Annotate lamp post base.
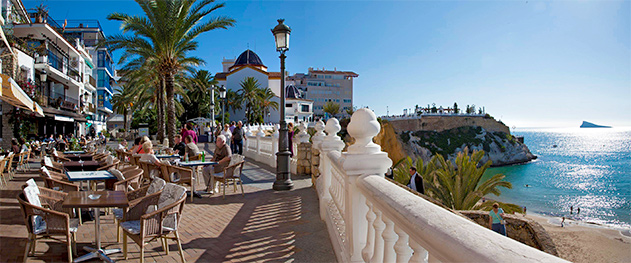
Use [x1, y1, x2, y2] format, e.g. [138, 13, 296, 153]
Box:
[274, 150, 294, 191]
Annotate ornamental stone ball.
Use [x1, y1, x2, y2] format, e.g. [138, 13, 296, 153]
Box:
[325, 118, 341, 140]
[347, 108, 381, 154]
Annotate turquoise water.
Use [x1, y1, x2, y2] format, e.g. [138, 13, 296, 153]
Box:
[482, 127, 631, 229]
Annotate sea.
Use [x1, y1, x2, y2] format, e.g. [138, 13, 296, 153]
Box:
[482, 127, 631, 230]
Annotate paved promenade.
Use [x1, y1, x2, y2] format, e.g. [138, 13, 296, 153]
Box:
[0, 144, 336, 262]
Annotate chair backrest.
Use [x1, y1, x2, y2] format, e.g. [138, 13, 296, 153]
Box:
[225, 154, 246, 178]
[156, 183, 187, 230]
[147, 176, 167, 195]
[164, 164, 194, 184]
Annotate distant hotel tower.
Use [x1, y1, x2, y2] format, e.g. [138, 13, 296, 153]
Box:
[287, 68, 358, 118]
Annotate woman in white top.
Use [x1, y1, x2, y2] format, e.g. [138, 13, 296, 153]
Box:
[139, 141, 161, 165]
[220, 124, 232, 147]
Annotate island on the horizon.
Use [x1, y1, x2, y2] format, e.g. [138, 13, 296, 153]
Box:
[580, 121, 612, 128]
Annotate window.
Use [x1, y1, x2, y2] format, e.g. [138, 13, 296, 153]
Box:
[285, 103, 292, 108]
[301, 104, 310, 112]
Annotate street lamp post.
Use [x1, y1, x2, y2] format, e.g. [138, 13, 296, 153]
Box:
[219, 85, 226, 128]
[210, 86, 216, 142]
[272, 19, 293, 191]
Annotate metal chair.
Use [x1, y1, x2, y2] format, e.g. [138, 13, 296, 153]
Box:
[212, 154, 246, 198]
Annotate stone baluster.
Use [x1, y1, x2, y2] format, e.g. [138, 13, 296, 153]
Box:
[318, 118, 345, 220]
[370, 210, 386, 263]
[382, 217, 397, 263]
[297, 121, 310, 143]
[394, 225, 413, 263]
[256, 125, 265, 161]
[342, 108, 392, 262]
[311, 120, 326, 149]
[409, 239, 428, 263]
[362, 200, 376, 262]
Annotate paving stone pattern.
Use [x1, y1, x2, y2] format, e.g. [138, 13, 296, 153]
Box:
[0, 146, 336, 263]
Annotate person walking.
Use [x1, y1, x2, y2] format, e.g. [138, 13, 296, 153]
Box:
[288, 122, 295, 156]
[489, 203, 507, 236]
[232, 121, 246, 155]
[407, 167, 425, 194]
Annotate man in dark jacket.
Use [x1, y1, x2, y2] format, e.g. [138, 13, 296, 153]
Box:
[231, 121, 246, 155]
[407, 167, 425, 194]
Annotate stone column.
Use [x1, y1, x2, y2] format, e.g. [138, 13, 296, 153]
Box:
[342, 108, 392, 262]
[318, 118, 345, 220]
[297, 142, 312, 176]
[310, 120, 326, 187]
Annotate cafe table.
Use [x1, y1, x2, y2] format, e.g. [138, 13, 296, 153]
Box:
[62, 191, 129, 263]
[178, 160, 218, 199]
[64, 150, 86, 155]
[155, 154, 181, 159]
[65, 153, 93, 161]
[66, 170, 117, 191]
[64, 160, 101, 172]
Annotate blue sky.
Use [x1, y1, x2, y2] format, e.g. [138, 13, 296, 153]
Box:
[28, 0, 630, 128]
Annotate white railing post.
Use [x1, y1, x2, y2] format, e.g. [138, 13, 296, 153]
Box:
[342, 108, 392, 262]
[318, 118, 345, 221]
[312, 120, 326, 195]
[256, 125, 264, 162]
[297, 121, 310, 143]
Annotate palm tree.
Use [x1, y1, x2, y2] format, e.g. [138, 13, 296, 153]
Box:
[105, 0, 235, 144]
[258, 87, 279, 123]
[425, 148, 512, 210]
[323, 101, 340, 118]
[186, 69, 217, 118]
[238, 77, 264, 123]
[110, 84, 135, 138]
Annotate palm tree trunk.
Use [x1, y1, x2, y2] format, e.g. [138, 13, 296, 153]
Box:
[165, 73, 176, 146]
[123, 108, 128, 139]
[157, 78, 166, 142]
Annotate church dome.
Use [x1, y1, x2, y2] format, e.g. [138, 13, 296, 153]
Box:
[285, 85, 302, 99]
[231, 49, 264, 69]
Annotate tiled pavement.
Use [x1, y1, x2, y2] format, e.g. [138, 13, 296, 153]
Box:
[0, 145, 336, 262]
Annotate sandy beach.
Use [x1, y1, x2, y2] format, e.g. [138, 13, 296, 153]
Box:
[525, 214, 631, 263]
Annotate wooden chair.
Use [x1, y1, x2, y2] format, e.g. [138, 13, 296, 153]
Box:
[41, 157, 65, 173]
[113, 176, 165, 242]
[120, 183, 187, 263]
[161, 163, 196, 202]
[212, 154, 246, 198]
[17, 190, 78, 263]
[111, 169, 143, 192]
[0, 155, 7, 188]
[4, 153, 15, 182]
[97, 158, 121, 171]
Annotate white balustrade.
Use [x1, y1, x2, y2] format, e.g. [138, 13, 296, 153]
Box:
[314, 109, 567, 263]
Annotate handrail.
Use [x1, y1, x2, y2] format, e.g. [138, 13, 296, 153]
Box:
[356, 174, 565, 263]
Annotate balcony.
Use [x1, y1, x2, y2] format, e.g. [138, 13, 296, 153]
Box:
[47, 92, 78, 113]
[89, 76, 96, 87]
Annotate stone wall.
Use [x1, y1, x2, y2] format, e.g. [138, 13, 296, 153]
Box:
[310, 147, 320, 186]
[296, 142, 312, 176]
[1, 101, 14, 149]
[389, 115, 510, 134]
[459, 210, 559, 256]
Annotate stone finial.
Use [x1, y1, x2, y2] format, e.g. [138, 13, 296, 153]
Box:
[273, 124, 279, 139]
[311, 120, 326, 147]
[347, 108, 381, 154]
[297, 122, 310, 143]
[321, 118, 345, 152]
[257, 124, 265, 137]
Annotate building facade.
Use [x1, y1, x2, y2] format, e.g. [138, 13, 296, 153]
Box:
[287, 68, 357, 118]
[215, 49, 313, 124]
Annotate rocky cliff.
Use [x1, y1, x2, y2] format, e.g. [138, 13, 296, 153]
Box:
[375, 117, 536, 166]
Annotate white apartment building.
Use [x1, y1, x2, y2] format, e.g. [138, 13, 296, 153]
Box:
[287, 68, 358, 118]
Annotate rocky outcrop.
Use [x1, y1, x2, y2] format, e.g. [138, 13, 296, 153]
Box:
[378, 117, 536, 166]
[459, 211, 559, 256]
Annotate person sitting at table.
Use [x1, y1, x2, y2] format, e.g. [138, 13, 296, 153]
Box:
[56, 135, 67, 151]
[202, 135, 232, 193]
[184, 135, 199, 159]
[19, 138, 29, 153]
[118, 140, 128, 151]
[133, 136, 151, 154]
[139, 141, 161, 165]
[173, 135, 186, 157]
[11, 138, 20, 153]
[128, 137, 142, 154]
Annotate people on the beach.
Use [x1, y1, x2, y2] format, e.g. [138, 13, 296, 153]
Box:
[570, 206, 573, 214]
[561, 216, 565, 227]
[577, 207, 580, 215]
[523, 206, 527, 216]
[489, 203, 507, 236]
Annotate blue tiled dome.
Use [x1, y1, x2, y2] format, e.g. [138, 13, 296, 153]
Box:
[233, 50, 264, 67]
[286, 85, 302, 99]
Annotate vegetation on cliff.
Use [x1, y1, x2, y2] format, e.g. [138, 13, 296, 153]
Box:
[393, 148, 520, 213]
[400, 126, 517, 157]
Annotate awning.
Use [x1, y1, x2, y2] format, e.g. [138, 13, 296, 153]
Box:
[54, 115, 74, 122]
[33, 101, 45, 117]
[1, 74, 34, 111]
